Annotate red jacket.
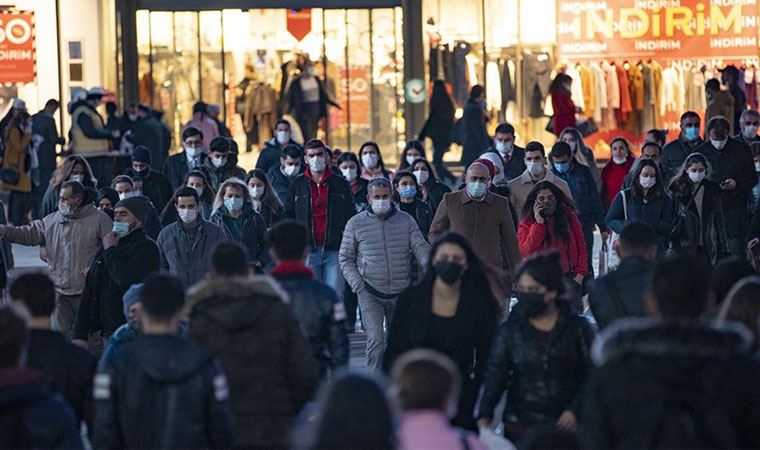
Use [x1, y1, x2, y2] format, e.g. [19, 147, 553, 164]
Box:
[551, 89, 576, 136]
[518, 210, 588, 277]
[601, 157, 635, 210]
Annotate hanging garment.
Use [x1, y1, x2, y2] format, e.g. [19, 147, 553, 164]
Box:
[684, 69, 706, 112]
[623, 63, 644, 134]
[591, 63, 607, 123]
[652, 61, 664, 129]
[602, 62, 620, 129]
[641, 62, 655, 132]
[579, 64, 596, 120]
[745, 67, 758, 110]
[566, 66, 586, 111]
[522, 52, 553, 118]
[616, 63, 633, 121]
[661, 66, 679, 114]
[429, 44, 453, 83]
[244, 83, 277, 144]
[500, 59, 516, 107]
[452, 42, 472, 107]
[486, 61, 502, 113]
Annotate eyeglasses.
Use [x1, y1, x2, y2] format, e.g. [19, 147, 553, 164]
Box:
[744, 121, 760, 126]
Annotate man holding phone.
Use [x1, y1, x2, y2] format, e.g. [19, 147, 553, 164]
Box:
[695, 116, 755, 257]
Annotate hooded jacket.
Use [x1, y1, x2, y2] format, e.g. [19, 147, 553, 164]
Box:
[581, 319, 760, 449]
[93, 334, 234, 449]
[0, 368, 83, 449]
[0, 204, 112, 295]
[187, 276, 319, 448]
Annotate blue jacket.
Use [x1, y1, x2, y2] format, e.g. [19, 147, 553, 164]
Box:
[605, 188, 673, 251]
[553, 162, 607, 230]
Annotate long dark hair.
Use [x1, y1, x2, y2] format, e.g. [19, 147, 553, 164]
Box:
[516, 252, 566, 299]
[669, 152, 711, 198]
[630, 159, 666, 200]
[411, 159, 440, 187]
[398, 140, 427, 172]
[549, 72, 572, 96]
[184, 170, 214, 204]
[358, 141, 389, 174]
[245, 169, 284, 216]
[392, 170, 419, 203]
[522, 181, 575, 243]
[50, 155, 97, 190]
[421, 232, 500, 315]
[304, 374, 394, 450]
[430, 80, 455, 123]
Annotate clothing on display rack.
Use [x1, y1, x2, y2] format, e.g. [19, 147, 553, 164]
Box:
[243, 82, 277, 146]
[522, 52, 553, 118]
[452, 41, 473, 107]
[429, 43, 455, 84]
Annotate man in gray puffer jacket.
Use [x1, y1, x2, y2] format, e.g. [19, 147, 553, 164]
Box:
[339, 177, 430, 369]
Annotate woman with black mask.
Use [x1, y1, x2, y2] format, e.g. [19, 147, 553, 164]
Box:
[476, 252, 594, 444]
[383, 232, 499, 431]
[96, 187, 119, 220]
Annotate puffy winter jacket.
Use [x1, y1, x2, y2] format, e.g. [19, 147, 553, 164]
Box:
[157, 219, 227, 288]
[476, 302, 595, 424]
[0, 204, 112, 295]
[187, 276, 319, 449]
[93, 334, 234, 449]
[339, 206, 431, 297]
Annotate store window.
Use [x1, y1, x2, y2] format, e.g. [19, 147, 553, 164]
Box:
[135, 7, 404, 164]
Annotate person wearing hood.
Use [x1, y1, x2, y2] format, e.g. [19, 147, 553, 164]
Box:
[581, 255, 760, 449]
[96, 187, 119, 220]
[0, 306, 83, 449]
[0, 181, 112, 337]
[93, 274, 234, 449]
[162, 126, 209, 190]
[694, 116, 755, 257]
[460, 85, 491, 169]
[256, 119, 303, 173]
[187, 241, 319, 449]
[39, 155, 98, 218]
[705, 78, 735, 135]
[124, 145, 173, 213]
[182, 101, 219, 152]
[157, 187, 227, 288]
[69, 87, 118, 155]
[339, 177, 430, 370]
[482, 123, 526, 181]
[202, 136, 246, 193]
[72, 196, 160, 351]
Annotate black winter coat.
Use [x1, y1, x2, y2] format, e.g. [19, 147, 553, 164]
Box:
[201, 158, 246, 194]
[477, 302, 595, 424]
[460, 99, 490, 167]
[581, 319, 760, 449]
[256, 138, 302, 173]
[267, 162, 304, 204]
[26, 329, 97, 426]
[399, 198, 433, 237]
[127, 117, 166, 169]
[421, 179, 451, 214]
[93, 334, 234, 449]
[272, 266, 349, 376]
[161, 151, 208, 190]
[588, 256, 653, 330]
[0, 368, 83, 449]
[74, 229, 160, 339]
[124, 168, 173, 213]
[284, 170, 356, 251]
[187, 277, 320, 449]
[210, 204, 268, 267]
[694, 138, 755, 239]
[661, 137, 704, 174]
[419, 100, 454, 151]
[668, 180, 728, 265]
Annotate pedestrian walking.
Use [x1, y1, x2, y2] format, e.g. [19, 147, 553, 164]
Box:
[359, 141, 393, 180]
[267, 144, 304, 203]
[202, 136, 246, 194]
[246, 169, 283, 227]
[126, 145, 173, 212]
[256, 119, 302, 172]
[600, 137, 635, 210]
[483, 122, 526, 181]
[662, 111, 704, 173]
[460, 85, 490, 168]
[419, 80, 456, 183]
[2, 110, 33, 225]
[162, 126, 208, 190]
[210, 178, 268, 269]
[39, 155, 98, 219]
[411, 158, 451, 214]
[508, 141, 572, 214]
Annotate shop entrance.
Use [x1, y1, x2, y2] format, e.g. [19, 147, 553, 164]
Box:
[135, 7, 405, 162]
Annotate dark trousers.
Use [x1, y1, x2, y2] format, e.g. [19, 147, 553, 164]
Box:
[432, 141, 455, 183]
[343, 282, 358, 332]
[9, 191, 31, 225]
[296, 102, 321, 142]
[581, 222, 595, 278]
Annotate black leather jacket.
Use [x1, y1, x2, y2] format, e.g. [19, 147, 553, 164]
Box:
[477, 302, 595, 424]
[93, 334, 234, 449]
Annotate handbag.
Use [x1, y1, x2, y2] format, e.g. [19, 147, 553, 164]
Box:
[0, 168, 19, 185]
[545, 117, 554, 134]
[575, 118, 599, 137]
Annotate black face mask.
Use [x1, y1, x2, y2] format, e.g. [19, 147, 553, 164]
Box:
[517, 291, 549, 317]
[434, 262, 464, 285]
[537, 199, 557, 217]
[99, 207, 114, 220]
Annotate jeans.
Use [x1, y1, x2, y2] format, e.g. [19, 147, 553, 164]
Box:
[52, 293, 81, 339]
[307, 248, 345, 299]
[357, 289, 396, 370]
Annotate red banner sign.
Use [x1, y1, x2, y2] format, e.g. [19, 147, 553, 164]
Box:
[0, 10, 35, 84]
[557, 0, 759, 60]
[337, 66, 370, 128]
[287, 9, 312, 42]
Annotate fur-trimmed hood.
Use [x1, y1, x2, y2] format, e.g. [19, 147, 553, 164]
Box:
[186, 276, 290, 330]
[592, 317, 753, 367]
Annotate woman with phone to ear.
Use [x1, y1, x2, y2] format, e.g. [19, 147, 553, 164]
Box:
[517, 181, 588, 311]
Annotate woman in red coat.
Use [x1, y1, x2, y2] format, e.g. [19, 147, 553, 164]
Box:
[600, 137, 635, 210]
[550, 73, 577, 136]
[518, 181, 587, 311]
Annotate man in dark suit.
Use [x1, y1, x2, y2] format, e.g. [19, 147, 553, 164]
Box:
[162, 126, 208, 190]
[482, 122, 525, 181]
[588, 222, 657, 330]
[32, 99, 65, 218]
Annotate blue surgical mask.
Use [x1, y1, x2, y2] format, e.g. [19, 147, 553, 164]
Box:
[553, 161, 571, 174]
[224, 197, 243, 211]
[683, 126, 700, 142]
[112, 221, 131, 237]
[466, 181, 487, 198]
[399, 185, 417, 199]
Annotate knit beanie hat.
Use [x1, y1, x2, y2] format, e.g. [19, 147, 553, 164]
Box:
[116, 197, 149, 223]
[132, 145, 152, 165]
[122, 283, 144, 318]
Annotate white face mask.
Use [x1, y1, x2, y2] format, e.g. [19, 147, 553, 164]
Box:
[526, 161, 544, 176]
[248, 186, 264, 199]
[564, 140, 577, 151]
[276, 130, 290, 145]
[133, 189, 143, 197]
[639, 175, 657, 189]
[178, 208, 198, 224]
[371, 198, 391, 215]
[212, 157, 227, 168]
[413, 169, 429, 185]
[308, 156, 326, 173]
[190, 185, 204, 197]
[406, 155, 420, 166]
[612, 156, 628, 165]
[755, 161, 760, 173]
[743, 125, 758, 139]
[341, 167, 357, 182]
[283, 164, 299, 176]
[710, 139, 728, 150]
[495, 141, 513, 155]
[69, 174, 85, 183]
[58, 200, 72, 215]
[118, 191, 134, 201]
[185, 146, 200, 158]
[362, 153, 379, 169]
[688, 171, 706, 183]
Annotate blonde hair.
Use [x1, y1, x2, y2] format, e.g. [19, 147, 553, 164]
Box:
[211, 178, 250, 215]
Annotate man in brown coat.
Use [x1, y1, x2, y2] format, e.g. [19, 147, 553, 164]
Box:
[429, 162, 521, 304]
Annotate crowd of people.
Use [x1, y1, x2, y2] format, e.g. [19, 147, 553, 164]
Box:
[1, 73, 760, 450]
